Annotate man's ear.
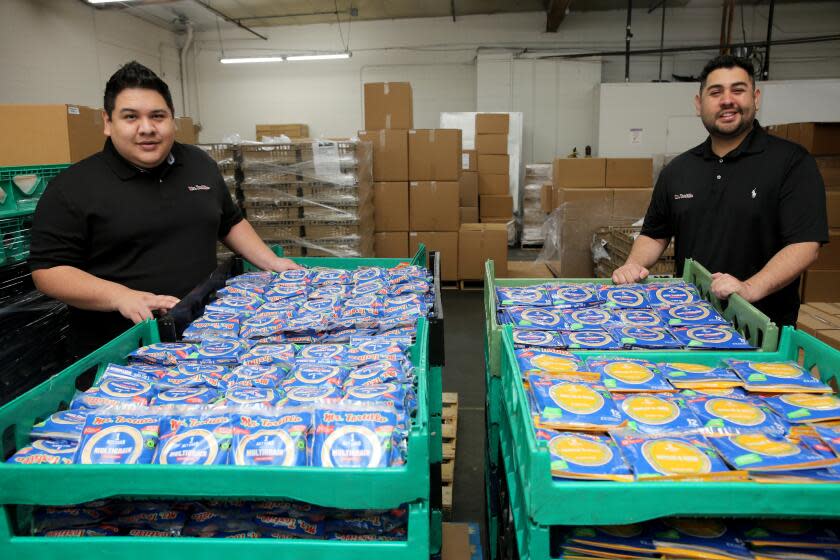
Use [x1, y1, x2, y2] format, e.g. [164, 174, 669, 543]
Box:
[754, 87, 762, 111]
[102, 110, 112, 137]
[693, 93, 702, 116]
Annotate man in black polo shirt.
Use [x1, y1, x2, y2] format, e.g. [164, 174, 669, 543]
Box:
[612, 55, 828, 327]
[29, 61, 300, 354]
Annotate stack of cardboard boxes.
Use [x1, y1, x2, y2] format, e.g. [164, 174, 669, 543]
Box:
[476, 114, 513, 225]
[796, 303, 840, 350]
[769, 122, 840, 302]
[548, 157, 654, 277]
[256, 124, 309, 140]
[522, 163, 552, 246]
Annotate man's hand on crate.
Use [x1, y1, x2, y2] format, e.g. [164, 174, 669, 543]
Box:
[114, 289, 180, 324]
[710, 273, 759, 302]
[612, 261, 650, 284]
[267, 257, 303, 272]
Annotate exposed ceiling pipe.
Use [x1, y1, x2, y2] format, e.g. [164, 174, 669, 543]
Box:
[762, 0, 776, 79]
[624, 0, 633, 82]
[193, 0, 268, 40]
[179, 20, 194, 117]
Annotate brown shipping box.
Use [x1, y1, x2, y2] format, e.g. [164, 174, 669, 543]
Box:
[802, 270, 840, 303]
[442, 523, 471, 560]
[553, 188, 614, 220]
[256, 123, 309, 140]
[540, 184, 553, 213]
[813, 229, 840, 269]
[817, 329, 840, 350]
[796, 123, 840, 156]
[475, 113, 509, 135]
[560, 220, 596, 277]
[478, 154, 509, 175]
[374, 232, 409, 258]
[827, 191, 840, 229]
[605, 158, 653, 188]
[478, 173, 509, 195]
[374, 182, 409, 232]
[462, 149, 477, 172]
[364, 82, 413, 130]
[459, 172, 478, 207]
[175, 117, 198, 144]
[818, 157, 840, 189]
[410, 232, 458, 281]
[359, 130, 409, 182]
[612, 188, 653, 222]
[553, 158, 607, 188]
[458, 224, 508, 280]
[408, 129, 462, 181]
[460, 207, 478, 223]
[475, 134, 508, 155]
[504, 261, 554, 278]
[409, 181, 460, 231]
[0, 104, 105, 166]
[480, 195, 513, 219]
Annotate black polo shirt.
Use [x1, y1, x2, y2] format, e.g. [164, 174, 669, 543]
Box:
[641, 121, 828, 327]
[30, 138, 243, 353]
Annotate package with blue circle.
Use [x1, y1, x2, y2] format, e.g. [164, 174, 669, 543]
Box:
[610, 326, 683, 350]
[264, 283, 308, 303]
[597, 285, 649, 309]
[546, 283, 599, 309]
[348, 339, 406, 365]
[275, 269, 310, 284]
[197, 339, 249, 365]
[562, 307, 613, 331]
[296, 344, 351, 365]
[6, 439, 78, 465]
[153, 386, 222, 406]
[175, 363, 229, 388]
[683, 392, 789, 436]
[154, 412, 234, 465]
[342, 383, 412, 413]
[309, 268, 351, 286]
[189, 311, 242, 333]
[376, 323, 417, 340]
[285, 385, 340, 406]
[74, 410, 160, 464]
[583, 357, 673, 392]
[205, 294, 265, 317]
[352, 280, 389, 298]
[227, 271, 275, 287]
[299, 297, 341, 317]
[30, 410, 90, 441]
[352, 267, 387, 285]
[71, 378, 157, 409]
[390, 281, 429, 297]
[643, 282, 702, 306]
[657, 302, 728, 327]
[387, 265, 428, 286]
[512, 329, 563, 349]
[527, 374, 624, 431]
[310, 283, 353, 301]
[312, 408, 397, 468]
[561, 330, 624, 351]
[344, 360, 410, 387]
[611, 393, 701, 434]
[257, 302, 303, 318]
[238, 343, 295, 369]
[709, 432, 840, 471]
[231, 410, 311, 466]
[222, 387, 287, 408]
[155, 370, 202, 390]
[724, 359, 833, 393]
[129, 342, 198, 366]
[337, 296, 383, 323]
[382, 294, 427, 317]
[761, 393, 840, 424]
[239, 312, 288, 341]
[215, 281, 267, 299]
[281, 313, 330, 335]
[350, 336, 411, 352]
[223, 365, 285, 389]
[254, 514, 326, 538]
[502, 306, 567, 331]
[324, 324, 375, 343]
[495, 286, 553, 308]
[283, 363, 351, 389]
[515, 347, 584, 377]
[609, 308, 665, 328]
[657, 362, 744, 390]
[670, 325, 754, 350]
[98, 363, 160, 385]
[181, 326, 240, 344]
[534, 427, 633, 481]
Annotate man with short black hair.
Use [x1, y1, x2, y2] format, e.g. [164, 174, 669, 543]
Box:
[612, 54, 828, 327]
[30, 61, 300, 354]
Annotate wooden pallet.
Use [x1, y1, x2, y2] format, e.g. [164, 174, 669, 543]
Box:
[458, 279, 484, 291]
[441, 392, 458, 514]
[439, 280, 460, 291]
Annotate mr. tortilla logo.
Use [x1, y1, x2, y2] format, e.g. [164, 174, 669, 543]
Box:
[730, 433, 800, 457]
[603, 362, 655, 384]
[705, 398, 766, 426]
[549, 434, 613, 467]
[748, 362, 806, 379]
[622, 395, 680, 425]
[549, 383, 605, 414]
[641, 439, 712, 475]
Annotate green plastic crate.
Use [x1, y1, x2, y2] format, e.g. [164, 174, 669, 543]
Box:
[244, 244, 426, 272]
[0, 318, 430, 509]
[430, 508, 443, 555]
[498, 325, 840, 526]
[0, 165, 69, 218]
[483, 258, 780, 379]
[0, 215, 34, 266]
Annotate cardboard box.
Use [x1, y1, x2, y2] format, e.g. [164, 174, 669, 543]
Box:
[359, 130, 409, 182]
[256, 123, 308, 140]
[813, 230, 840, 270]
[409, 181, 460, 231]
[459, 172, 478, 207]
[816, 329, 840, 350]
[553, 188, 614, 220]
[374, 232, 409, 258]
[460, 207, 478, 223]
[828, 191, 840, 228]
[475, 134, 508, 155]
[458, 223, 508, 280]
[475, 113, 509, 135]
[605, 158, 653, 188]
[374, 182, 409, 232]
[503, 260, 554, 278]
[480, 195, 513, 219]
[802, 270, 840, 302]
[612, 188, 653, 221]
[560, 220, 596, 277]
[540, 184, 553, 213]
[462, 149, 477, 172]
[818, 157, 840, 189]
[797, 122, 840, 156]
[0, 104, 105, 166]
[806, 302, 840, 315]
[478, 173, 509, 195]
[364, 82, 413, 130]
[409, 232, 459, 281]
[442, 523, 471, 560]
[480, 217, 511, 224]
[175, 117, 197, 144]
[553, 158, 607, 188]
[478, 154, 509, 175]
[408, 129, 462, 181]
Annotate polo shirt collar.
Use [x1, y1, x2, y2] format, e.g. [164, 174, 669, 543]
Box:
[690, 119, 768, 160]
[101, 137, 183, 180]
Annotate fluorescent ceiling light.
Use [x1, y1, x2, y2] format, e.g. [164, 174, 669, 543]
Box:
[220, 56, 285, 64]
[286, 53, 351, 61]
[86, 0, 135, 4]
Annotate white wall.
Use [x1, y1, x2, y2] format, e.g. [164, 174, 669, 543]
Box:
[0, 0, 182, 113]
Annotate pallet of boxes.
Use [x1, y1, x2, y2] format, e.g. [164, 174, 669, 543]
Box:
[361, 82, 462, 284]
[196, 142, 240, 263]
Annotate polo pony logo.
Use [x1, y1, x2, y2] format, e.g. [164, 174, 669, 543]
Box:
[187, 184, 210, 191]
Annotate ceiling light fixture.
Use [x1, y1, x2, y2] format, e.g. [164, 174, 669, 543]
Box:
[86, 0, 136, 4]
[220, 56, 285, 64]
[286, 53, 351, 61]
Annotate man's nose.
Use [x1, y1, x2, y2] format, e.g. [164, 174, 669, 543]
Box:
[138, 117, 155, 134]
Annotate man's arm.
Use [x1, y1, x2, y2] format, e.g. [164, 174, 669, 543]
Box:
[32, 266, 179, 324]
[612, 235, 670, 284]
[222, 220, 302, 272]
[710, 241, 819, 302]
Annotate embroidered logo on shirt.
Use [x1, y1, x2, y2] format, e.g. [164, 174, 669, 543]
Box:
[674, 193, 694, 200]
[751, 188, 757, 199]
[187, 185, 211, 191]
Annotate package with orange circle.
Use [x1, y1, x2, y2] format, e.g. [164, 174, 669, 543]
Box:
[683, 393, 789, 436]
[761, 393, 840, 424]
[725, 359, 833, 393]
[612, 393, 702, 434]
[709, 432, 840, 471]
[610, 430, 742, 481]
[527, 374, 624, 431]
[534, 428, 633, 481]
[584, 357, 674, 393]
[515, 347, 585, 377]
[657, 362, 744, 390]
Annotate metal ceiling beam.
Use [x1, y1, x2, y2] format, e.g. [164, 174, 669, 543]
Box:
[451, 0, 456, 22]
[546, 0, 573, 32]
[236, 10, 339, 21]
[192, 0, 268, 40]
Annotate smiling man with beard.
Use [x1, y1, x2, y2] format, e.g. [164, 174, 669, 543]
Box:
[612, 55, 828, 327]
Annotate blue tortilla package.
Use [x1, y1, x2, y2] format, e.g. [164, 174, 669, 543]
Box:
[612, 393, 702, 434]
[6, 439, 78, 465]
[390, 281, 429, 297]
[338, 295, 382, 322]
[309, 268, 351, 286]
[181, 326, 240, 344]
[584, 357, 673, 393]
[283, 363, 351, 389]
[222, 387, 287, 407]
[239, 343, 296, 368]
[740, 519, 840, 549]
[535, 428, 633, 481]
[376, 324, 417, 340]
[176, 363, 230, 389]
[353, 267, 387, 285]
[342, 383, 412, 414]
[512, 329, 563, 349]
[652, 518, 754, 560]
[528, 374, 624, 431]
[565, 524, 658, 555]
[154, 413, 234, 465]
[310, 283, 353, 301]
[254, 514, 326, 538]
[610, 308, 666, 328]
[189, 311, 242, 331]
[227, 271, 275, 287]
[680, 387, 750, 399]
[815, 425, 840, 456]
[352, 280, 390, 299]
[97, 363, 160, 385]
[382, 294, 427, 317]
[196, 339, 249, 365]
[30, 410, 89, 441]
[155, 371, 202, 390]
[296, 344, 351, 365]
[152, 386, 222, 406]
[725, 359, 833, 393]
[223, 365, 286, 389]
[516, 347, 584, 376]
[547, 283, 600, 309]
[643, 282, 702, 306]
[264, 283, 308, 303]
[561, 330, 624, 351]
[709, 432, 840, 472]
[239, 312, 288, 340]
[502, 306, 567, 330]
[216, 282, 266, 300]
[387, 265, 428, 285]
[275, 269, 309, 284]
[258, 301, 302, 315]
[657, 302, 729, 327]
[129, 343, 198, 366]
[562, 307, 613, 331]
[312, 408, 397, 468]
[683, 392, 789, 436]
[657, 362, 744, 390]
[75, 411, 160, 464]
[670, 325, 755, 350]
[344, 360, 410, 387]
[38, 526, 121, 537]
[495, 286, 553, 308]
[348, 339, 406, 365]
[71, 378, 157, 409]
[762, 393, 840, 424]
[205, 294, 265, 317]
[597, 285, 649, 309]
[231, 411, 311, 466]
[298, 297, 341, 317]
[116, 508, 187, 535]
[284, 385, 341, 406]
[611, 326, 684, 350]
